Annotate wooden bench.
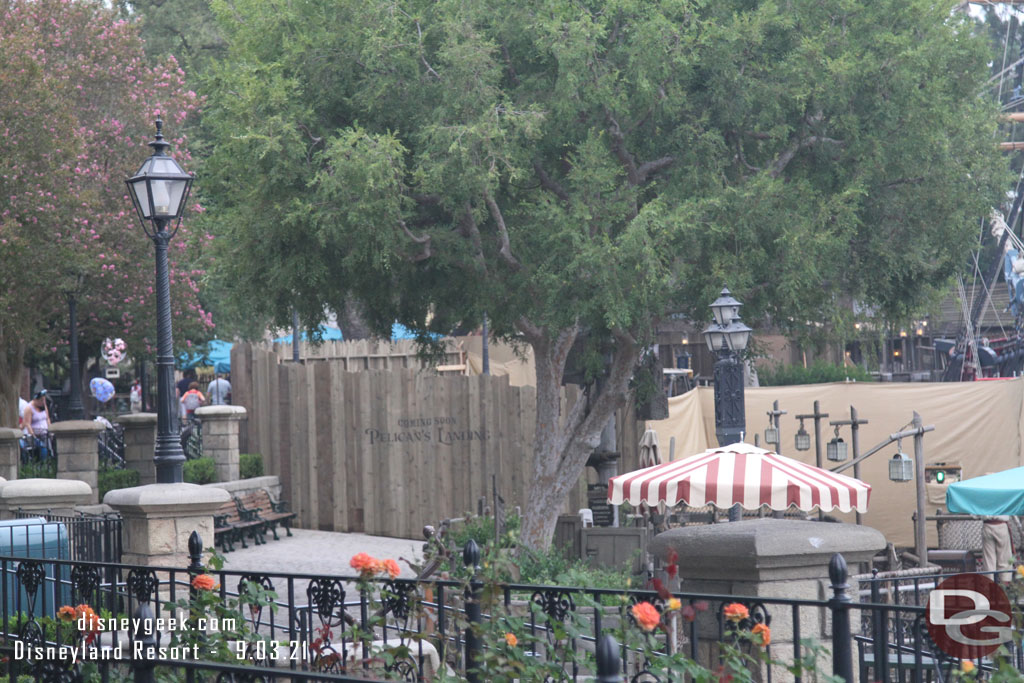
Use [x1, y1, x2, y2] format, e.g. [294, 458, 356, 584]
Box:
[235, 489, 297, 542]
[213, 499, 265, 552]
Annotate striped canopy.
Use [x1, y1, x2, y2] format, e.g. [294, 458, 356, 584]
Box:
[608, 442, 871, 513]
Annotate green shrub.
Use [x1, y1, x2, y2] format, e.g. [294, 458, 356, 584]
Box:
[449, 513, 521, 550]
[239, 453, 263, 479]
[98, 469, 139, 499]
[19, 459, 56, 479]
[183, 456, 217, 484]
[758, 360, 874, 386]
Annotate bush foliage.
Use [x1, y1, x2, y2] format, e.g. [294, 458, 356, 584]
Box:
[183, 457, 217, 484]
[98, 469, 139, 499]
[239, 453, 263, 479]
[758, 361, 874, 386]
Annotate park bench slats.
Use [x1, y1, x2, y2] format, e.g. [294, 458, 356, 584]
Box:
[235, 489, 296, 542]
[213, 499, 265, 552]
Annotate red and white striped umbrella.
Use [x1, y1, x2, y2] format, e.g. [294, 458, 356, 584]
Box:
[608, 441, 871, 513]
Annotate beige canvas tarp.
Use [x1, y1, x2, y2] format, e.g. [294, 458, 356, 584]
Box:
[649, 379, 1024, 547]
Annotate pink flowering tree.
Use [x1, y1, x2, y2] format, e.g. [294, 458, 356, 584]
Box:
[0, 0, 212, 426]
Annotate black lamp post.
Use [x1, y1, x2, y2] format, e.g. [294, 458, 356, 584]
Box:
[63, 272, 86, 420]
[702, 287, 752, 448]
[125, 118, 194, 484]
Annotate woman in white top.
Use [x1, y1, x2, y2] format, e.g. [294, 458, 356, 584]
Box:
[22, 390, 51, 458]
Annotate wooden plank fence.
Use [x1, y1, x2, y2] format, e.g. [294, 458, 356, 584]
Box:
[231, 342, 643, 538]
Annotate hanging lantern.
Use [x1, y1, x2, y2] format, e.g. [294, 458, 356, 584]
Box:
[889, 452, 914, 482]
[794, 420, 811, 451]
[764, 414, 779, 446]
[826, 425, 847, 462]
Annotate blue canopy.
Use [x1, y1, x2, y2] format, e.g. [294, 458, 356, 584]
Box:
[178, 339, 232, 374]
[946, 467, 1024, 515]
[273, 325, 343, 344]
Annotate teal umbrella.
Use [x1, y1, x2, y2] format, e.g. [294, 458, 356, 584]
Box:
[178, 339, 232, 374]
[946, 467, 1024, 515]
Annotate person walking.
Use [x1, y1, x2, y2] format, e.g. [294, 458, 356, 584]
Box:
[130, 379, 143, 413]
[22, 390, 51, 459]
[207, 374, 231, 406]
[982, 516, 1014, 582]
[180, 382, 205, 418]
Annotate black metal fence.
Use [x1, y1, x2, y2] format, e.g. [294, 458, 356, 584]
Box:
[97, 424, 126, 469]
[8, 511, 123, 566]
[0, 531, 1009, 683]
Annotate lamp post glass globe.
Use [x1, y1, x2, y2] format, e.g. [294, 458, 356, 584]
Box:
[709, 287, 743, 327]
[126, 117, 193, 484]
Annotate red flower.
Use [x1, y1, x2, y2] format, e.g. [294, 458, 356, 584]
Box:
[694, 600, 709, 612]
[191, 574, 216, 591]
[350, 552, 380, 576]
[652, 578, 672, 601]
[631, 601, 661, 632]
[57, 606, 76, 623]
[382, 559, 401, 579]
[723, 603, 749, 622]
[680, 604, 697, 622]
[751, 623, 771, 647]
[666, 550, 679, 579]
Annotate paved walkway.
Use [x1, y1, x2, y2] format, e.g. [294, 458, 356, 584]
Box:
[220, 528, 426, 579]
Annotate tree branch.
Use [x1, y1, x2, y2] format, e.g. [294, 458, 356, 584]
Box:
[483, 189, 521, 271]
[769, 135, 845, 178]
[532, 161, 570, 202]
[457, 203, 487, 272]
[606, 110, 676, 185]
[399, 220, 432, 262]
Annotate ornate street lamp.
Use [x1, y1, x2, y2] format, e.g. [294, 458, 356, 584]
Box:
[702, 287, 753, 448]
[126, 117, 193, 484]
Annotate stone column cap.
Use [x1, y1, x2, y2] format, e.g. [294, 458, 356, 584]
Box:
[650, 519, 886, 581]
[105, 483, 231, 513]
[0, 428, 20, 442]
[194, 405, 247, 419]
[50, 420, 105, 434]
[0, 478, 91, 504]
[115, 413, 158, 426]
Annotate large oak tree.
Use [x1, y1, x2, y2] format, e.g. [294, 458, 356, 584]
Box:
[200, 0, 1005, 548]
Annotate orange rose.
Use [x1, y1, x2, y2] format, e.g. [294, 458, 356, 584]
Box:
[631, 601, 661, 632]
[350, 552, 380, 576]
[961, 661, 976, 674]
[723, 602, 749, 622]
[504, 632, 518, 647]
[192, 574, 216, 591]
[74, 605, 100, 632]
[751, 623, 770, 647]
[57, 606, 76, 623]
[382, 559, 401, 579]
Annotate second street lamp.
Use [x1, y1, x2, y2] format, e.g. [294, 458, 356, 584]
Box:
[703, 288, 752, 448]
[126, 117, 194, 484]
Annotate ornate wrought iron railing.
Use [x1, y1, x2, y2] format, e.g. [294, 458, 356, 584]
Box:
[0, 532, 990, 683]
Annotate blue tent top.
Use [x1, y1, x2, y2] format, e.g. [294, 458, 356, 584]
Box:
[273, 325, 344, 344]
[946, 467, 1024, 515]
[274, 323, 438, 343]
[179, 339, 232, 374]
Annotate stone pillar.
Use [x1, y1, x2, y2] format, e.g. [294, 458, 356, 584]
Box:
[105, 484, 231, 567]
[50, 420, 103, 504]
[0, 428, 20, 481]
[650, 520, 885, 680]
[0, 479, 92, 518]
[195, 405, 246, 482]
[115, 413, 157, 486]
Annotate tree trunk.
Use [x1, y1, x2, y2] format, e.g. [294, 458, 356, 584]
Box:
[336, 296, 372, 341]
[0, 332, 25, 428]
[517, 327, 638, 550]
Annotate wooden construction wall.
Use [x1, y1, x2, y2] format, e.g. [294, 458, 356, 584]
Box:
[260, 337, 464, 369]
[232, 343, 643, 539]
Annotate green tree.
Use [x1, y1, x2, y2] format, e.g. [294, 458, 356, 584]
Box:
[201, 0, 1006, 548]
